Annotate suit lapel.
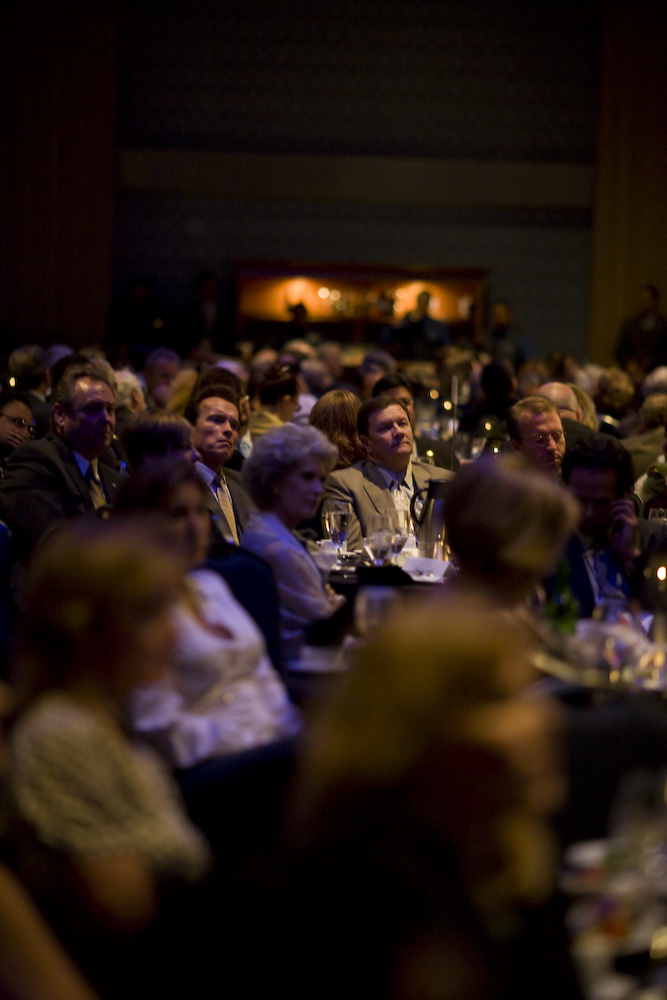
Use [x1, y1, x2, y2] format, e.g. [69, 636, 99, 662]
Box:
[226, 470, 252, 532]
[52, 438, 95, 509]
[360, 461, 398, 517]
[99, 463, 123, 503]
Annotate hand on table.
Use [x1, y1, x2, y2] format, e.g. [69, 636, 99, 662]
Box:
[608, 498, 640, 562]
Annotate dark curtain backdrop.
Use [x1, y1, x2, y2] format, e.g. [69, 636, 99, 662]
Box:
[0, 1, 116, 349]
[589, 0, 667, 361]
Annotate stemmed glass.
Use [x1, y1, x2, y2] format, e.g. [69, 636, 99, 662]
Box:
[323, 502, 353, 568]
[366, 514, 393, 567]
[327, 510, 349, 568]
[388, 510, 410, 564]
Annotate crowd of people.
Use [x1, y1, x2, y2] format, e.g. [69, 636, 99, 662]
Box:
[2, 294, 667, 996]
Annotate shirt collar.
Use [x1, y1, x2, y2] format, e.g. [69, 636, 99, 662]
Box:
[72, 451, 99, 478]
[376, 459, 414, 490]
[195, 460, 220, 489]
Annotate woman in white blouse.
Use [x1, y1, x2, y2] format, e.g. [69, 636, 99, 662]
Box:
[114, 459, 300, 769]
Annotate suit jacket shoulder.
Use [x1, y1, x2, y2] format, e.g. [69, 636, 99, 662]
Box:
[225, 467, 254, 532]
[0, 435, 122, 559]
[323, 460, 454, 550]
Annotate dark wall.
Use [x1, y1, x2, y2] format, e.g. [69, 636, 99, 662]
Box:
[113, 0, 602, 359]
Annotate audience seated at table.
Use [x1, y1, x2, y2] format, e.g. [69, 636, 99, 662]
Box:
[323, 395, 453, 551]
[241, 424, 345, 668]
[113, 458, 299, 772]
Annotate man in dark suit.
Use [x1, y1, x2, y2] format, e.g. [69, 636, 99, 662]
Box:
[185, 385, 252, 543]
[323, 395, 454, 551]
[0, 367, 124, 586]
[553, 434, 667, 618]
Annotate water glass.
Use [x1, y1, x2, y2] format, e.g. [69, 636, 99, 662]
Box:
[327, 510, 349, 567]
[366, 514, 393, 567]
[387, 509, 410, 563]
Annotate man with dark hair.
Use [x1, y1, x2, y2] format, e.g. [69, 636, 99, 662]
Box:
[186, 385, 252, 543]
[323, 395, 453, 551]
[0, 369, 123, 594]
[507, 396, 566, 476]
[554, 434, 666, 618]
[372, 373, 458, 470]
[248, 367, 299, 440]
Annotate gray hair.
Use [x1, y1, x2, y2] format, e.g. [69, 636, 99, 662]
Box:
[115, 369, 144, 410]
[242, 423, 337, 510]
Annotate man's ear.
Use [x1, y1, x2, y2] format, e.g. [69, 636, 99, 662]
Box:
[360, 434, 372, 457]
[52, 402, 66, 433]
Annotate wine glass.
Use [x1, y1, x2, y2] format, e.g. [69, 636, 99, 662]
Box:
[327, 510, 349, 568]
[366, 514, 393, 567]
[388, 509, 410, 564]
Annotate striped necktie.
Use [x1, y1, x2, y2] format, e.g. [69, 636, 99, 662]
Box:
[86, 464, 107, 510]
[213, 473, 239, 544]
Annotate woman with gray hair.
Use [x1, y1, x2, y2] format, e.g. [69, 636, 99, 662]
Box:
[242, 424, 345, 667]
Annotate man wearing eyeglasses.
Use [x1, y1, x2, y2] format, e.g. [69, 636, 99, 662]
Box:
[507, 396, 566, 476]
[1, 369, 123, 603]
[0, 391, 35, 477]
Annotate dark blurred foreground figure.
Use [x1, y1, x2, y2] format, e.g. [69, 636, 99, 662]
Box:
[113, 460, 299, 767]
[443, 452, 579, 608]
[275, 595, 582, 1000]
[6, 520, 211, 995]
[441, 455, 667, 847]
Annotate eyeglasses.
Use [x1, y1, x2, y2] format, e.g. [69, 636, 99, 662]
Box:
[529, 430, 563, 447]
[0, 413, 35, 438]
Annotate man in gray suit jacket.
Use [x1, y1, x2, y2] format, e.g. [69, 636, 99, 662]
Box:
[323, 396, 454, 551]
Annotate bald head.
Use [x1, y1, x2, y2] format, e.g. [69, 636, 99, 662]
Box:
[538, 382, 582, 423]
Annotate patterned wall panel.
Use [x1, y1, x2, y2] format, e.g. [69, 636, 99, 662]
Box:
[117, 0, 601, 163]
[113, 0, 601, 358]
